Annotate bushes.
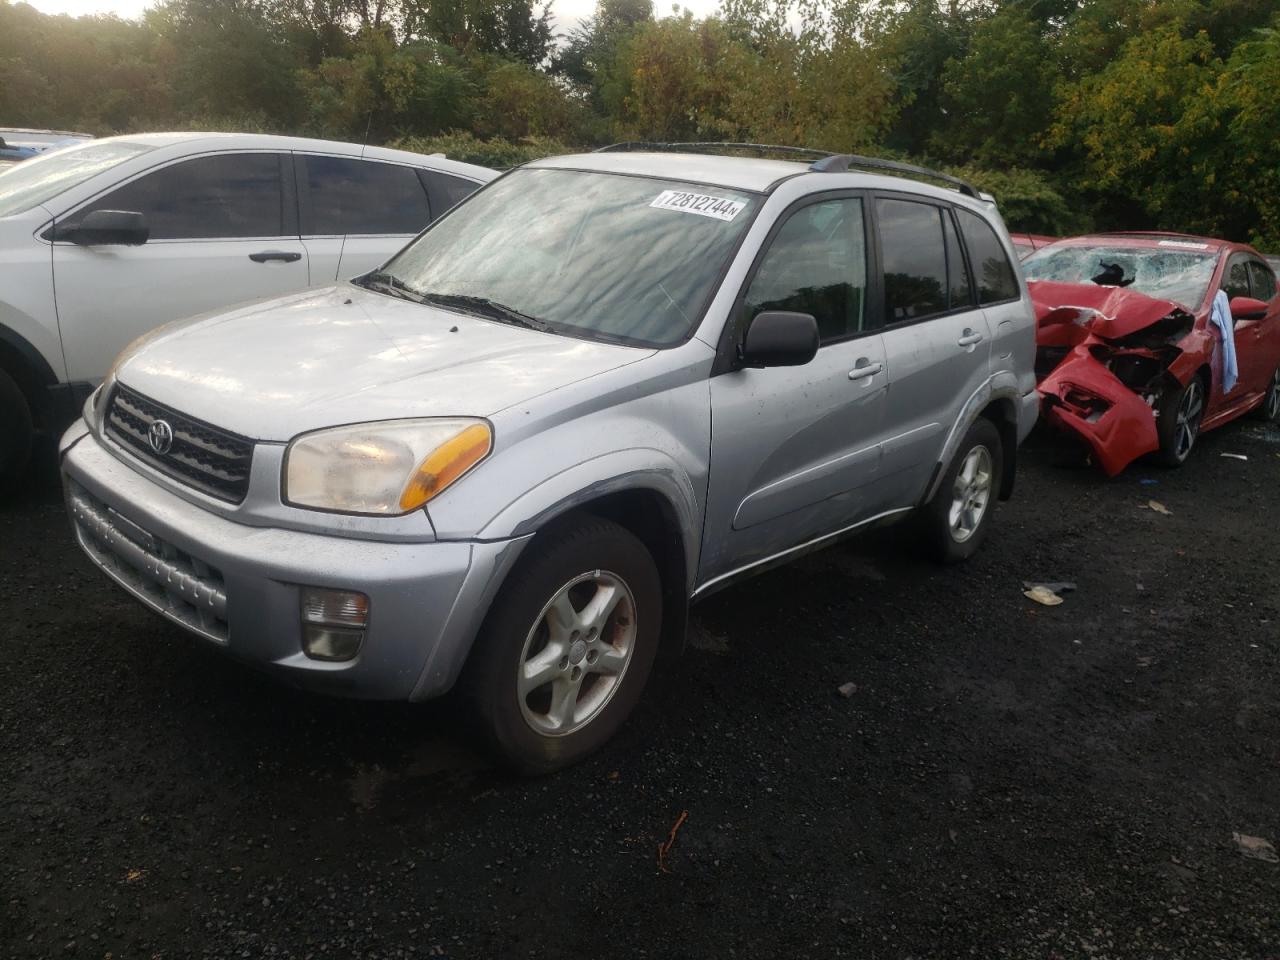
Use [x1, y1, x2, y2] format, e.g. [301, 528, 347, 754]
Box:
[392, 131, 576, 168]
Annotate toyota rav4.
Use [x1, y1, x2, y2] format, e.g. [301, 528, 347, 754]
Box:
[60, 146, 1038, 772]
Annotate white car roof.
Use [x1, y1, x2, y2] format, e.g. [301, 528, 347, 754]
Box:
[84, 132, 495, 182]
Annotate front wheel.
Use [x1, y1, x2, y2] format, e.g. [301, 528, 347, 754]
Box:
[919, 417, 1003, 564]
[463, 516, 662, 775]
[1155, 377, 1204, 467]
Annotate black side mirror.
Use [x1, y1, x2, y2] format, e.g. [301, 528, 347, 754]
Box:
[63, 209, 149, 246]
[739, 310, 820, 368]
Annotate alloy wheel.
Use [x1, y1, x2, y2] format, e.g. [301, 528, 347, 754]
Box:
[948, 445, 993, 544]
[517, 570, 637, 737]
[1174, 379, 1204, 461]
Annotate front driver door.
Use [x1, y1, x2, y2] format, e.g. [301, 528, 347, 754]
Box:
[700, 195, 894, 590]
[52, 151, 308, 383]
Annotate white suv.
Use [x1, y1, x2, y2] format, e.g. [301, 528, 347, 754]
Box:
[0, 133, 494, 484]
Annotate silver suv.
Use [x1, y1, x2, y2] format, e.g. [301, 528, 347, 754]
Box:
[60, 147, 1038, 773]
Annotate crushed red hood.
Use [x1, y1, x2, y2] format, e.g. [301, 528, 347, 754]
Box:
[1029, 280, 1193, 341]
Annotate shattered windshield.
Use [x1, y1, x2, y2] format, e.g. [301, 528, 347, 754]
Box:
[1024, 245, 1217, 312]
[372, 168, 760, 347]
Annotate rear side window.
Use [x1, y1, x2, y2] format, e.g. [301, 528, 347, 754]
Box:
[744, 198, 867, 343]
[1223, 258, 1251, 299]
[1248, 260, 1277, 301]
[80, 153, 285, 240]
[301, 156, 431, 235]
[421, 170, 480, 216]
[956, 208, 1019, 304]
[877, 197, 948, 322]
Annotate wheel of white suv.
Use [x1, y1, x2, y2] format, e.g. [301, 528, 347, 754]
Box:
[0, 368, 32, 491]
[1155, 376, 1204, 466]
[464, 516, 662, 775]
[920, 417, 1002, 564]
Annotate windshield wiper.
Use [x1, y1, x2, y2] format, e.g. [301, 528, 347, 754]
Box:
[419, 293, 553, 333]
[357, 270, 427, 303]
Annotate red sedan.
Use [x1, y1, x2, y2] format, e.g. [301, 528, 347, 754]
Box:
[1023, 232, 1280, 474]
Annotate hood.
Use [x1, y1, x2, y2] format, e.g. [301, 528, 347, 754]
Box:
[1028, 280, 1196, 341]
[114, 284, 654, 442]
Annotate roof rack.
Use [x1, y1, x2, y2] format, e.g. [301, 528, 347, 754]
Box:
[810, 154, 981, 199]
[595, 141, 836, 162]
[595, 141, 984, 200]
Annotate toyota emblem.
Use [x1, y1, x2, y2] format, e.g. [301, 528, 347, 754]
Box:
[148, 419, 174, 455]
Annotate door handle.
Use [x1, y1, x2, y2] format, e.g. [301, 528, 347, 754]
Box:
[249, 250, 302, 263]
[957, 330, 984, 347]
[848, 360, 883, 381]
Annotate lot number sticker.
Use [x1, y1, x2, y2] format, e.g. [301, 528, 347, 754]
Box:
[650, 190, 745, 222]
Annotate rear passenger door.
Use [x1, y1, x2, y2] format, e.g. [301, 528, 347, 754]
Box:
[872, 196, 998, 504]
[52, 151, 308, 383]
[296, 154, 435, 282]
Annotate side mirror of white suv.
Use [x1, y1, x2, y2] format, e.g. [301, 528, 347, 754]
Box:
[63, 209, 150, 246]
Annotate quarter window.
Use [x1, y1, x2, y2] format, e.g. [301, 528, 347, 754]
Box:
[743, 198, 867, 343]
[956, 208, 1019, 304]
[877, 197, 948, 322]
[421, 170, 480, 215]
[1248, 260, 1277, 301]
[301, 156, 431, 236]
[79, 153, 285, 240]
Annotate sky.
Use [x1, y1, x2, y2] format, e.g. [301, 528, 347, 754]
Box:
[20, 0, 723, 31]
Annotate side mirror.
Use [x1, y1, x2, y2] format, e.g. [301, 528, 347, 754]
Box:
[63, 209, 149, 246]
[1229, 295, 1267, 323]
[739, 310, 820, 368]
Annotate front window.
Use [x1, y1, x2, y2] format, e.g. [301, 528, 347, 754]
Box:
[370, 168, 761, 347]
[0, 140, 156, 218]
[1024, 244, 1217, 312]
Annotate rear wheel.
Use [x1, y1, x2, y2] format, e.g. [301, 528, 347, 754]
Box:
[919, 417, 1002, 564]
[464, 516, 662, 775]
[1252, 366, 1280, 422]
[0, 368, 33, 491]
[1155, 377, 1204, 467]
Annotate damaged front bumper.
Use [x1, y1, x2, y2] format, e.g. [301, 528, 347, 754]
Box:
[1031, 282, 1201, 476]
[1038, 348, 1160, 476]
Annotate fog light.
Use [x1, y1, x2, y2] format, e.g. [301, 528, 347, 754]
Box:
[301, 587, 369, 661]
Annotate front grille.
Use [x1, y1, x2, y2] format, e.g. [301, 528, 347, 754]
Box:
[106, 384, 253, 503]
[67, 479, 229, 643]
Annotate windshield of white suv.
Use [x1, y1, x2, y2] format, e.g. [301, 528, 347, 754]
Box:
[1024, 244, 1217, 311]
[0, 140, 156, 218]
[366, 167, 761, 347]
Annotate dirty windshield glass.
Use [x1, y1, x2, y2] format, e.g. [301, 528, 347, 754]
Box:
[1024, 245, 1216, 311]
[374, 168, 760, 347]
[0, 140, 156, 217]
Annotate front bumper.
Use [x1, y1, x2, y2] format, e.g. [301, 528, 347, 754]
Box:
[60, 424, 528, 701]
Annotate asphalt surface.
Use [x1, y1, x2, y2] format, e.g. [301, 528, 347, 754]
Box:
[3, 422, 1279, 960]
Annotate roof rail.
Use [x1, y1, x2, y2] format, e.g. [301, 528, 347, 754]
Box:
[595, 141, 836, 161]
[810, 154, 981, 199]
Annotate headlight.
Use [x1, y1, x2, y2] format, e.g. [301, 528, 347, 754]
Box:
[283, 418, 492, 516]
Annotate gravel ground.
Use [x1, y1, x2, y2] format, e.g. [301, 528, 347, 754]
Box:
[2, 422, 1279, 960]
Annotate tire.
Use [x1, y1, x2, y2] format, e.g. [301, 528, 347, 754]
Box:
[919, 417, 1002, 564]
[0, 368, 33, 491]
[1155, 376, 1204, 467]
[1252, 366, 1280, 422]
[463, 516, 663, 775]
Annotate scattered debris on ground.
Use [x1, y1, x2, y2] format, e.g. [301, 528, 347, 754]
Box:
[1233, 833, 1279, 863]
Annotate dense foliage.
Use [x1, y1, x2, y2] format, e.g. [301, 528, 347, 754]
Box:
[2, 0, 1279, 245]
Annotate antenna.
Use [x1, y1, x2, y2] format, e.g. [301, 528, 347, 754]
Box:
[360, 113, 372, 159]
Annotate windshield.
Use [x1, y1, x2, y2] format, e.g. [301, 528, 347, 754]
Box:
[0, 140, 156, 218]
[1024, 244, 1217, 311]
[371, 168, 761, 347]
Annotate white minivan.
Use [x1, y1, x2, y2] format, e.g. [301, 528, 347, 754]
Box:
[0, 132, 494, 484]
